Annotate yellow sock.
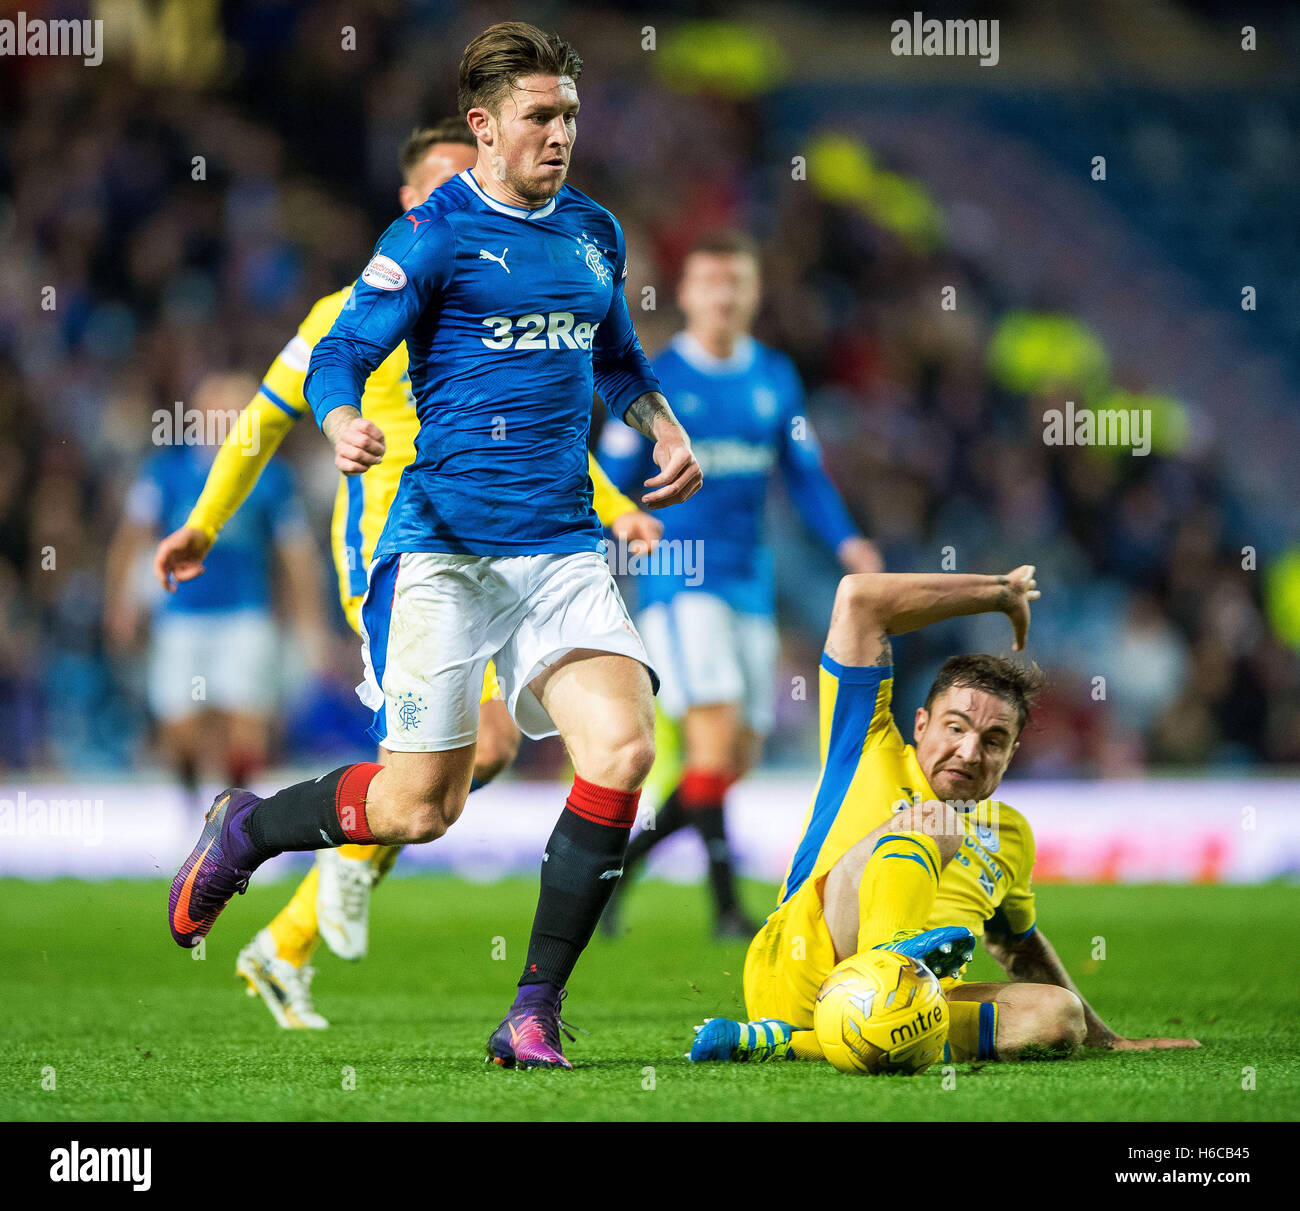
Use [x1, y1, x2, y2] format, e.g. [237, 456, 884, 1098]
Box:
[946, 1000, 999, 1062]
[266, 865, 321, 966]
[791, 1030, 825, 1061]
[337, 843, 379, 861]
[857, 832, 942, 952]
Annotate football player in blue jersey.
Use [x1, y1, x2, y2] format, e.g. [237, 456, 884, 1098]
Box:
[598, 230, 882, 938]
[105, 373, 328, 806]
[166, 21, 702, 1070]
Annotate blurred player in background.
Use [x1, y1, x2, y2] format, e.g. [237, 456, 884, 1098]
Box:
[154, 117, 661, 1028]
[691, 567, 1201, 1064]
[106, 373, 326, 809]
[598, 230, 882, 938]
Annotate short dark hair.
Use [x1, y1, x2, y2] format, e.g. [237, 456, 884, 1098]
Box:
[457, 21, 583, 118]
[923, 654, 1046, 736]
[685, 229, 760, 263]
[398, 119, 476, 181]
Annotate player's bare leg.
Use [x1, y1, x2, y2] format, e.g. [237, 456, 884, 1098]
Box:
[945, 982, 1085, 1061]
[487, 650, 655, 1069]
[349, 744, 477, 842]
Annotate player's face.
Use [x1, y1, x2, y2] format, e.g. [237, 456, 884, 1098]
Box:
[677, 252, 760, 339]
[400, 141, 478, 211]
[913, 687, 1020, 804]
[481, 74, 578, 203]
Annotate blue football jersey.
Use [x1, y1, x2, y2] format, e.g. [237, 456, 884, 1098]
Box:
[597, 333, 859, 616]
[304, 169, 660, 557]
[127, 448, 305, 614]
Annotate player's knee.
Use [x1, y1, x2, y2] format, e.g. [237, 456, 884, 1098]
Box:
[1031, 986, 1086, 1051]
[593, 730, 656, 791]
[894, 799, 963, 866]
[396, 784, 467, 843]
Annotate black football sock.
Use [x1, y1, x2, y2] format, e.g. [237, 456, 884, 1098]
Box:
[679, 769, 740, 918]
[689, 804, 741, 917]
[519, 777, 639, 990]
[244, 762, 382, 861]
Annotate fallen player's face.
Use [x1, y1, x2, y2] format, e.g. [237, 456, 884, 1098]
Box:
[913, 687, 1020, 805]
[493, 74, 578, 202]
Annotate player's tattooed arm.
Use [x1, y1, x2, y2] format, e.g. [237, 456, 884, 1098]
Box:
[823, 567, 1038, 666]
[622, 391, 703, 509]
[621, 390, 678, 440]
[984, 926, 1201, 1051]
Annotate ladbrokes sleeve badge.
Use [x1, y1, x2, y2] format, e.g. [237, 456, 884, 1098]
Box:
[361, 254, 407, 291]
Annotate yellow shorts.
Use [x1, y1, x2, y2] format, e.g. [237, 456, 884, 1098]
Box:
[744, 880, 965, 1029]
[743, 879, 838, 1030]
[340, 595, 501, 705]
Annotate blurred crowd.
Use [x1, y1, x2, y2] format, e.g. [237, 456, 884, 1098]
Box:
[1, 0, 1296, 775]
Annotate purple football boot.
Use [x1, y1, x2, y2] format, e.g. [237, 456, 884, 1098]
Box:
[486, 984, 576, 1070]
[168, 789, 263, 948]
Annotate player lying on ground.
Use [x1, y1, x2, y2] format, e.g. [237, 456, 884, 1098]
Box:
[691, 566, 1201, 1064]
[154, 117, 661, 1030]
[167, 22, 703, 1070]
[597, 229, 882, 940]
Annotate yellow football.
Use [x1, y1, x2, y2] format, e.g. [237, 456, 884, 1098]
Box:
[813, 950, 949, 1075]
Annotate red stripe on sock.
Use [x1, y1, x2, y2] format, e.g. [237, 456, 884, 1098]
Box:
[565, 775, 640, 829]
[336, 762, 382, 843]
[679, 768, 734, 809]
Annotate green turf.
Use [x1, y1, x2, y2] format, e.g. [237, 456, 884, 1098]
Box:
[1, 876, 1296, 1121]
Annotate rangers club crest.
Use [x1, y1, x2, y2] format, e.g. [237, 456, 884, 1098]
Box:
[395, 691, 425, 732]
[576, 232, 612, 286]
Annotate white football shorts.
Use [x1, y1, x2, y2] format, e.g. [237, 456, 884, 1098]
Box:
[147, 608, 279, 723]
[357, 550, 657, 751]
[636, 592, 778, 734]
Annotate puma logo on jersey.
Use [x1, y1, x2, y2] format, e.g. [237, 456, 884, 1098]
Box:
[479, 247, 510, 274]
[406, 214, 431, 231]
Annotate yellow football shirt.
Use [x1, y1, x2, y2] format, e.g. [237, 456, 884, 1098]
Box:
[744, 655, 1036, 1025]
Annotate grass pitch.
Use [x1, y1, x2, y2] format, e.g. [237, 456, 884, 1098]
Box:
[1, 876, 1296, 1121]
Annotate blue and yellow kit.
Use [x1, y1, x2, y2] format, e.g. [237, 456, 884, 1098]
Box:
[743, 654, 1038, 1028]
